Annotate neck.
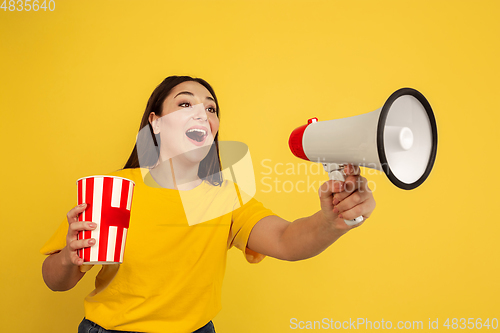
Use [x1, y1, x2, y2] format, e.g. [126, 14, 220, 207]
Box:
[150, 157, 202, 190]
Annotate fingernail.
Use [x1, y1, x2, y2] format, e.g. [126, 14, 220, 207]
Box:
[88, 223, 97, 228]
[333, 207, 339, 214]
[333, 198, 339, 206]
[89, 239, 96, 245]
[338, 214, 343, 218]
[79, 203, 87, 207]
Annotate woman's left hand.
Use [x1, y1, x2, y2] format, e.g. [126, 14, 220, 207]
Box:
[319, 164, 376, 230]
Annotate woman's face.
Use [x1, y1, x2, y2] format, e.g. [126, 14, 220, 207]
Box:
[150, 81, 220, 164]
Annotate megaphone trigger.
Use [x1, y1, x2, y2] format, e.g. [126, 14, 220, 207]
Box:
[322, 163, 365, 226]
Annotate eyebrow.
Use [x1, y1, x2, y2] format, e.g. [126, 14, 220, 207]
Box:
[174, 91, 215, 102]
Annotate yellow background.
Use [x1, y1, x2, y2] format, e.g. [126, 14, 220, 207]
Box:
[1, 1, 499, 332]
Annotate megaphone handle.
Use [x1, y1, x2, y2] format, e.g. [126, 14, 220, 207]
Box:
[326, 168, 364, 226]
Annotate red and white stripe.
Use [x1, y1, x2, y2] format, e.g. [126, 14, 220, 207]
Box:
[77, 176, 135, 264]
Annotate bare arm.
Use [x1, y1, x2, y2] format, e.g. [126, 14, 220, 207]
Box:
[247, 212, 347, 261]
[42, 204, 96, 291]
[42, 248, 86, 291]
[247, 167, 376, 261]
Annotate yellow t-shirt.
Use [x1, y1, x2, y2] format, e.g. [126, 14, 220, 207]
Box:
[40, 168, 275, 332]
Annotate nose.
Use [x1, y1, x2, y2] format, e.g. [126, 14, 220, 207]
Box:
[192, 103, 208, 121]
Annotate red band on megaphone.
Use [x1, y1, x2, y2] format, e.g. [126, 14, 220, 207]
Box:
[288, 124, 309, 161]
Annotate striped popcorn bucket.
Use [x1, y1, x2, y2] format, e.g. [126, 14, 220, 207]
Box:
[76, 176, 135, 264]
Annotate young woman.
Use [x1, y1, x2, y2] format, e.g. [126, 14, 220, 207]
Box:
[41, 76, 376, 333]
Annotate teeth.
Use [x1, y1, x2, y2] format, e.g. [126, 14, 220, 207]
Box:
[187, 128, 207, 136]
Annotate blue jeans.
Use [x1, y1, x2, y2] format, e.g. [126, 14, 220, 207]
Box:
[78, 318, 216, 333]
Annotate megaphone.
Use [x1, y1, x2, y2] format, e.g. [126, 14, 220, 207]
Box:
[288, 88, 438, 225]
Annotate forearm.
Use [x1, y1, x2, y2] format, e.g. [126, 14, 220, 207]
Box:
[280, 211, 348, 261]
[42, 247, 85, 291]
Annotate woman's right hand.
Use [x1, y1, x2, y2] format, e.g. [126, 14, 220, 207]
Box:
[64, 203, 97, 266]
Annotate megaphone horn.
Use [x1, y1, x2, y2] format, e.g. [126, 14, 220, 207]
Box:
[288, 88, 438, 225]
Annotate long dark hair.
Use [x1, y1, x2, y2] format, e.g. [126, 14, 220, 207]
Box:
[123, 76, 223, 186]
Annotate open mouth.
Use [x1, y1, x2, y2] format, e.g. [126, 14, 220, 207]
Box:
[185, 128, 208, 145]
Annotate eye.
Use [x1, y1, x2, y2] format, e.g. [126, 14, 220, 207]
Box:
[206, 107, 217, 114]
[179, 102, 191, 108]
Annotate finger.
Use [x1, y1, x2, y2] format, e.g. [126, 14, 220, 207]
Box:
[66, 203, 88, 223]
[67, 239, 93, 266]
[338, 194, 376, 220]
[343, 174, 371, 194]
[69, 221, 97, 232]
[68, 221, 97, 237]
[70, 252, 86, 266]
[66, 221, 97, 244]
[343, 164, 360, 176]
[319, 180, 345, 203]
[318, 181, 345, 221]
[73, 257, 84, 266]
[335, 190, 369, 214]
[333, 175, 367, 204]
[338, 202, 365, 221]
[333, 190, 349, 205]
[67, 238, 96, 253]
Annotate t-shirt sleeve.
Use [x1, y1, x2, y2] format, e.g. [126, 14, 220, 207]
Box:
[228, 195, 276, 264]
[40, 218, 68, 256]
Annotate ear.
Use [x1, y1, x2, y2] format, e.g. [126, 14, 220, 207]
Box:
[149, 112, 161, 134]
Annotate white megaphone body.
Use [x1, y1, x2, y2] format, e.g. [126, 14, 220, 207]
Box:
[288, 88, 438, 226]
